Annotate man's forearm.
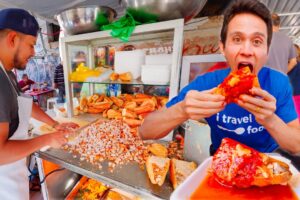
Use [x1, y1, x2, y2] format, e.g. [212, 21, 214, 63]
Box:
[21, 85, 27, 92]
[264, 115, 300, 154]
[287, 58, 297, 72]
[0, 135, 50, 165]
[139, 103, 187, 139]
[31, 103, 57, 127]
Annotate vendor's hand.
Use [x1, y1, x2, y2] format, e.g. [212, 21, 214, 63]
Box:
[47, 130, 69, 148]
[180, 88, 226, 120]
[55, 122, 80, 131]
[237, 87, 276, 125]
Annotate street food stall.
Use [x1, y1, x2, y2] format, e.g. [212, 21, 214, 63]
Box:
[0, 0, 300, 199]
[32, 17, 193, 199]
[28, 1, 207, 199]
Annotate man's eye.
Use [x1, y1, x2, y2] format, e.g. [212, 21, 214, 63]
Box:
[253, 39, 262, 46]
[233, 37, 241, 43]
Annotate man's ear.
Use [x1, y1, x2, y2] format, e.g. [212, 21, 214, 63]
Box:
[6, 31, 19, 48]
[219, 41, 225, 55]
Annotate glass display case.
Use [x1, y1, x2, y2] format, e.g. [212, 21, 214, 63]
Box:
[60, 19, 184, 119]
[40, 19, 185, 199]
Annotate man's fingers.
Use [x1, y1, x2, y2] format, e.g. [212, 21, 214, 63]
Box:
[186, 90, 225, 102]
[239, 94, 276, 111]
[250, 87, 276, 102]
[204, 87, 217, 94]
[238, 100, 262, 113]
[237, 99, 275, 118]
[185, 107, 224, 118]
[185, 98, 225, 109]
[56, 122, 80, 131]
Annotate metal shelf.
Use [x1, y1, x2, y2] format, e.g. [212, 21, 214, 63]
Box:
[33, 113, 174, 199]
[36, 147, 172, 200]
[70, 79, 170, 86]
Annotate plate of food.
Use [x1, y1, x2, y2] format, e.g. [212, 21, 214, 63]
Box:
[171, 138, 300, 200]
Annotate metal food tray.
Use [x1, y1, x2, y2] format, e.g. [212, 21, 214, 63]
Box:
[35, 119, 173, 200]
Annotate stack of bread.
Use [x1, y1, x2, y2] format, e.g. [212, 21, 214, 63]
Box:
[78, 93, 168, 128]
[146, 143, 197, 189]
[109, 72, 133, 82]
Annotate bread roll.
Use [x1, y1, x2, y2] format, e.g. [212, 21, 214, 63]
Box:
[146, 156, 170, 186]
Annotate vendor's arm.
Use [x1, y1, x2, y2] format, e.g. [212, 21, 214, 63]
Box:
[139, 89, 225, 139]
[0, 122, 68, 165]
[31, 103, 79, 130]
[238, 87, 300, 154]
[31, 103, 57, 127]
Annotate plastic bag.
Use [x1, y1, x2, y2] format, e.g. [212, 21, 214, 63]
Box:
[95, 11, 110, 26]
[70, 63, 101, 82]
[102, 9, 158, 42]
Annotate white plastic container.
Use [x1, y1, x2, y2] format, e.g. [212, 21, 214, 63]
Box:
[141, 64, 170, 84]
[114, 50, 145, 79]
[170, 156, 300, 200]
[145, 54, 172, 65]
[183, 120, 211, 165]
[54, 98, 79, 118]
[170, 157, 211, 200]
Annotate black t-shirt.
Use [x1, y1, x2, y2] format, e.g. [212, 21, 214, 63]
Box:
[0, 67, 19, 138]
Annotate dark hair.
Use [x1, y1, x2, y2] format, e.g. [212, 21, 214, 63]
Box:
[22, 74, 28, 79]
[271, 13, 280, 27]
[220, 0, 273, 48]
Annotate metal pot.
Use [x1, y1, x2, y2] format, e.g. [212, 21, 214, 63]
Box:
[122, 0, 207, 22]
[57, 6, 117, 35]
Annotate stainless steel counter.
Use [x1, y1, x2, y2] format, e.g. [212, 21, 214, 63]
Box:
[32, 113, 173, 199]
[35, 145, 173, 200]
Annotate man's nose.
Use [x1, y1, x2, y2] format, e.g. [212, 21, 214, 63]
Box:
[240, 41, 254, 56]
[31, 49, 36, 57]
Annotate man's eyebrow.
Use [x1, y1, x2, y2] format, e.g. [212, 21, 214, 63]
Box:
[252, 32, 267, 38]
[229, 31, 266, 38]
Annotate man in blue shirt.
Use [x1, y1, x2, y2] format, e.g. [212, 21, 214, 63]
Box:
[139, 0, 300, 155]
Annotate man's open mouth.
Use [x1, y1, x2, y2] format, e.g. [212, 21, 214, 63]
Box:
[238, 63, 253, 72]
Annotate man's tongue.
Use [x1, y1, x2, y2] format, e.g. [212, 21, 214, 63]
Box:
[238, 63, 253, 72]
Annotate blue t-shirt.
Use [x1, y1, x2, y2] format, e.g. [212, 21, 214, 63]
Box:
[167, 67, 297, 152]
